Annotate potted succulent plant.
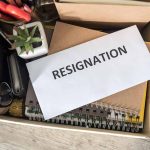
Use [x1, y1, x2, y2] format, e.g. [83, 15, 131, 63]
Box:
[8, 21, 48, 59]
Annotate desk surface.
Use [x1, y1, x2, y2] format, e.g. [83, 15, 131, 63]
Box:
[0, 121, 150, 150]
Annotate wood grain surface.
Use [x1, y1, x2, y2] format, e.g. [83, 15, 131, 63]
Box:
[0, 121, 150, 150]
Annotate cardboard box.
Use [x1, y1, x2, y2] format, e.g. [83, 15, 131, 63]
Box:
[54, 0, 150, 29]
[49, 22, 150, 138]
[0, 22, 150, 139]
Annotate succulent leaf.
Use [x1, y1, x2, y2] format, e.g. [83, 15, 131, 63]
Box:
[17, 27, 28, 39]
[8, 35, 26, 41]
[30, 45, 34, 53]
[26, 36, 32, 42]
[24, 26, 30, 37]
[30, 37, 42, 44]
[30, 25, 38, 37]
[15, 40, 25, 47]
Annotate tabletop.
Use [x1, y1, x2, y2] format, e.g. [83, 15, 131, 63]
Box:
[0, 120, 150, 150]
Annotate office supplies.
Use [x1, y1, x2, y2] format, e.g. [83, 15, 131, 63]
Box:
[25, 80, 147, 133]
[27, 24, 150, 120]
[7, 53, 29, 98]
[7, 53, 25, 97]
[48, 22, 149, 134]
[25, 23, 148, 133]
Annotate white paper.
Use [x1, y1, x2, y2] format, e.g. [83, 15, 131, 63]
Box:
[27, 26, 150, 120]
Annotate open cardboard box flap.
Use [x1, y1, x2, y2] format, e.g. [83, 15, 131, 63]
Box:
[0, 22, 150, 138]
[54, 0, 150, 29]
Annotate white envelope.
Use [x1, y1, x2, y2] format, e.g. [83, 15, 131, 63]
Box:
[27, 25, 150, 120]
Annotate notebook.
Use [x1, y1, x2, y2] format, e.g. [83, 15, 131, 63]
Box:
[25, 22, 148, 132]
[25, 80, 147, 132]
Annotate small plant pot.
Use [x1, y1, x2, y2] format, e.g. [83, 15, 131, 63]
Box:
[13, 21, 48, 59]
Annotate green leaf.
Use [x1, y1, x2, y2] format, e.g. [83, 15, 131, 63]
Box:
[7, 35, 19, 41]
[30, 45, 34, 53]
[26, 36, 32, 42]
[8, 35, 26, 41]
[9, 42, 24, 49]
[15, 41, 25, 47]
[24, 43, 33, 54]
[16, 27, 28, 39]
[30, 26, 38, 37]
[29, 37, 42, 44]
[24, 26, 30, 37]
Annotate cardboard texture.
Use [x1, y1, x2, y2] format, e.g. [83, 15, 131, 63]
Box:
[54, 1, 150, 29]
[49, 22, 150, 136]
[59, 0, 150, 6]
[144, 82, 150, 136]
[49, 22, 106, 54]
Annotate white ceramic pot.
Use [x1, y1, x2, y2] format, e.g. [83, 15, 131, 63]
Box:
[13, 21, 48, 59]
